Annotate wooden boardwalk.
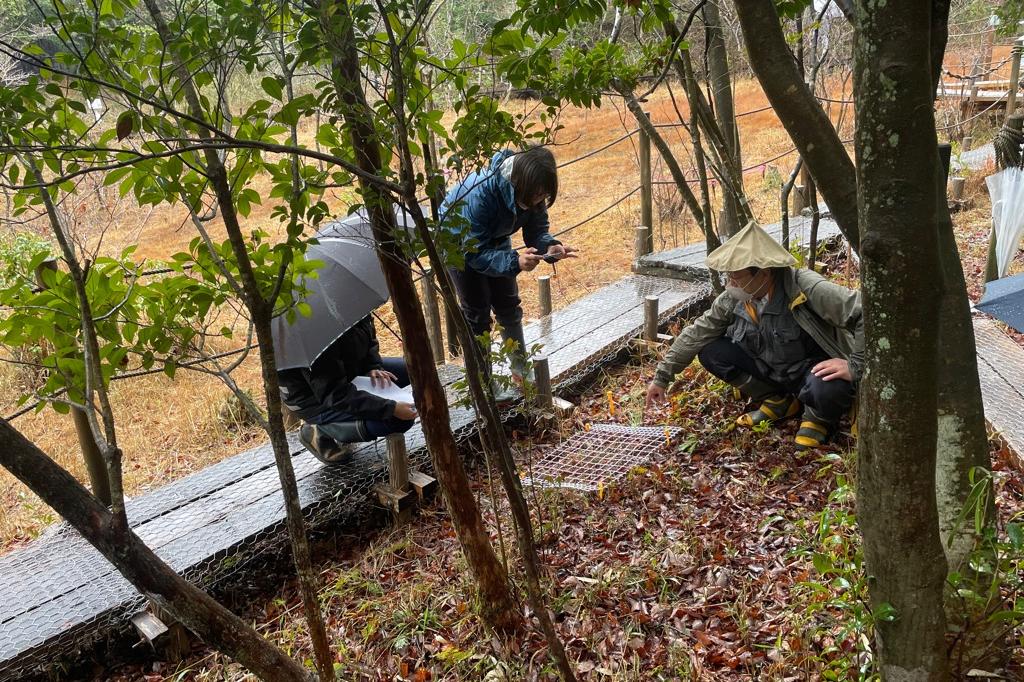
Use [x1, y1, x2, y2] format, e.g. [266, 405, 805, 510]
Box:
[0, 274, 710, 681]
[974, 317, 1024, 469]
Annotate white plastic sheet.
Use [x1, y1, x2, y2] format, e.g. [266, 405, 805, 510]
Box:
[986, 167, 1024, 278]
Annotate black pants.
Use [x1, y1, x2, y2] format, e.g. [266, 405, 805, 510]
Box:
[449, 267, 527, 370]
[315, 357, 415, 440]
[698, 337, 855, 425]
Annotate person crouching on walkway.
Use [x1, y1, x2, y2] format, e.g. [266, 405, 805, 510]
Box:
[645, 221, 862, 450]
[277, 315, 417, 464]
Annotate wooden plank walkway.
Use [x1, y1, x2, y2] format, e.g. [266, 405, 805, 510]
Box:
[0, 274, 710, 681]
[974, 317, 1024, 469]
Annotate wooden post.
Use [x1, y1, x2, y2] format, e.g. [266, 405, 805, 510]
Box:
[950, 176, 966, 203]
[634, 225, 651, 262]
[376, 433, 414, 524]
[533, 355, 553, 412]
[644, 295, 659, 342]
[962, 135, 973, 152]
[799, 164, 812, 211]
[966, 58, 982, 117]
[639, 111, 653, 254]
[420, 268, 444, 364]
[35, 259, 112, 506]
[1007, 38, 1023, 120]
[444, 304, 460, 358]
[792, 183, 807, 216]
[387, 433, 409, 492]
[537, 275, 552, 317]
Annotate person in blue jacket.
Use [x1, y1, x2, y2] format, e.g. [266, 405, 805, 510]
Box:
[441, 145, 577, 386]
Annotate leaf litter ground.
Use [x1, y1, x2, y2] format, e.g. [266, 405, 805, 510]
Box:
[99, 347, 1024, 681]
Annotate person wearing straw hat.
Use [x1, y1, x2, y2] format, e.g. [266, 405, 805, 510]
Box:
[645, 220, 863, 451]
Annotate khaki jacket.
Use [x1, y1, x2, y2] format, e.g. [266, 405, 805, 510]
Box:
[653, 268, 864, 388]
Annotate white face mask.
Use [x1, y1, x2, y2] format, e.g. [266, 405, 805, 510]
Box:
[725, 272, 769, 303]
[725, 285, 753, 302]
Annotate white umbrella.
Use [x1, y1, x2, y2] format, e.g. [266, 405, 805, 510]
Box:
[272, 207, 417, 371]
[986, 167, 1024, 279]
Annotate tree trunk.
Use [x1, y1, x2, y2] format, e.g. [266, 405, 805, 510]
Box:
[926, 0, 994, 572]
[733, 0, 860, 252]
[703, 0, 743, 236]
[854, 0, 949, 676]
[138, 3, 335, 677]
[0, 419, 312, 682]
[321, 2, 520, 632]
[735, 0, 993, 581]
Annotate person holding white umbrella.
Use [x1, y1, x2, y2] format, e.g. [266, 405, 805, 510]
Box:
[274, 211, 418, 464]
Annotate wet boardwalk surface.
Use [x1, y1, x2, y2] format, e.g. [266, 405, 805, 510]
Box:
[974, 317, 1024, 468]
[0, 274, 711, 680]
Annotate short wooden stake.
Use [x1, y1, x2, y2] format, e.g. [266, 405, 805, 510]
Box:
[387, 433, 409, 492]
[962, 135, 973, 152]
[634, 225, 651, 261]
[421, 268, 445, 364]
[639, 111, 653, 252]
[376, 433, 413, 524]
[537, 275, 552, 317]
[644, 295, 659, 342]
[534, 355, 553, 412]
[792, 183, 807, 216]
[950, 176, 966, 204]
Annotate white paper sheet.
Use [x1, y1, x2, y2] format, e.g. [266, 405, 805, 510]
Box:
[352, 376, 414, 404]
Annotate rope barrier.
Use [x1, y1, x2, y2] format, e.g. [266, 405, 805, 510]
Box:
[943, 55, 1014, 82]
[937, 97, 1007, 131]
[556, 130, 638, 169]
[735, 105, 774, 118]
[550, 185, 641, 238]
[948, 28, 997, 39]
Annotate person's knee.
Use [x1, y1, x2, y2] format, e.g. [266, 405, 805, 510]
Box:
[493, 301, 523, 328]
[802, 375, 855, 416]
[698, 338, 735, 378]
[460, 306, 491, 336]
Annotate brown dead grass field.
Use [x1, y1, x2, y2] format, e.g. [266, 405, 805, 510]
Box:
[0, 66, 1001, 552]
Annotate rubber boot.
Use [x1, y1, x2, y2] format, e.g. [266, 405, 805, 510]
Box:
[795, 406, 834, 451]
[729, 373, 800, 428]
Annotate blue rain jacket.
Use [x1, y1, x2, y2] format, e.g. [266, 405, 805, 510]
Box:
[441, 150, 559, 277]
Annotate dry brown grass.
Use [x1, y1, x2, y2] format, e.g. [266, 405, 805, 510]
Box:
[0, 72, 990, 552]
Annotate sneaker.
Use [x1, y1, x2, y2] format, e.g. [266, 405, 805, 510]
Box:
[299, 424, 355, 464]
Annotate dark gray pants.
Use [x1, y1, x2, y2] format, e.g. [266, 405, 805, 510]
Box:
[698, 337, 855, 425]
[449, 267, 527, 371]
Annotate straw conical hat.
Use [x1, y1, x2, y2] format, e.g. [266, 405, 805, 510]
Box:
[705, 220, 797, 272]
